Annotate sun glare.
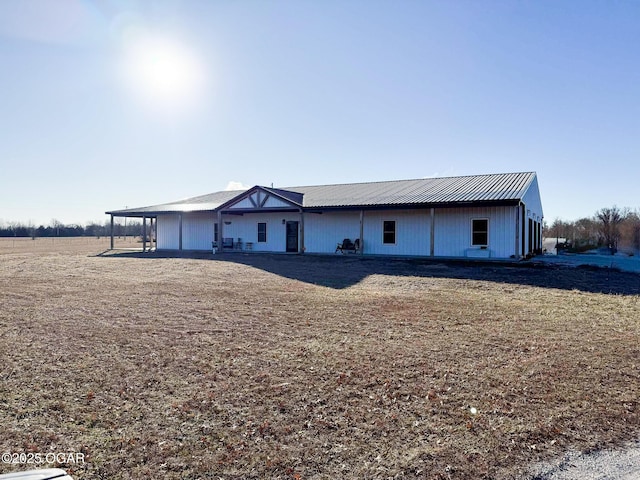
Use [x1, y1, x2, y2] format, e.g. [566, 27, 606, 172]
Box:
[120, 34, 206, 114]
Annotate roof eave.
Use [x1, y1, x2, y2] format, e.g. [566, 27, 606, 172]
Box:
[302, 199, 521, 212]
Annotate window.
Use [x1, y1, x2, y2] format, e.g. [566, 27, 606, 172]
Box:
[383, 220, 396, 244]
[257, 222, 267, 243]
[472, 219, 488, 246]
[214, 223, 218, 242]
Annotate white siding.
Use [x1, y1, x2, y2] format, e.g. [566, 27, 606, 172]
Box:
[156, 214, 179, 250]
[221, 212, 302, 252]
[522, 176, 544, 221]
[521, 176, 544, 255]
[182, 212, 215, 250]
[156, 213, 214, 251]
[229, 197, 254, 209]
[263, 196, 292, 208]
[157, 205, 523, 258]
[363, 210, 431, 256]
[434, 206, 515, 258]
[304, 211, 361, 253]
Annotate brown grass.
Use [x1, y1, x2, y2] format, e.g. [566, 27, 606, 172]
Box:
[1, 239, 639, 479]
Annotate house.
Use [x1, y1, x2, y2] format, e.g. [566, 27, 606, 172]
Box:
[105, 172, 544, 259]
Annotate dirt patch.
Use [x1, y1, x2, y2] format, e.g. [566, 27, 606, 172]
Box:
[1, 242, 639, 479]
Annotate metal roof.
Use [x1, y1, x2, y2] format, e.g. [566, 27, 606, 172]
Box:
[286, 172, 536, 208]
[106, 172, 537, 216]
[106, 190, 244, 216]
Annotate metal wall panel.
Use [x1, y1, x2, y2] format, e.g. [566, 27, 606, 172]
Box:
[521, 176, 544, 254]
[159, 207, 521, 258]
[304, 211, 361, 253]
[182, 212, 215, 250]
[156, 214, 179, 250]
[363, 210, 431, 256]
[434, 206, 515, 258]
[522, 176, 543, 220]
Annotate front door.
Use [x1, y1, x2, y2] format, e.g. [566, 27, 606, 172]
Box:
[286, 221, 299, 253]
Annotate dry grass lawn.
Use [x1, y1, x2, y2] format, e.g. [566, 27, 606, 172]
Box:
[1, 238, 640, 479]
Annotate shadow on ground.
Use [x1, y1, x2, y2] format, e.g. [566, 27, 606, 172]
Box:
[96, 250, 640, 296]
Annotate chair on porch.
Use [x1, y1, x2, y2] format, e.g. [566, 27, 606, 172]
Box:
[336, 238, 352, 253]
[336, 238, 361, 254]
[222, 237, 234, 250]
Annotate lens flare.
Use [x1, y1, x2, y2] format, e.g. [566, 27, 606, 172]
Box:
[119, 32, 207, 115]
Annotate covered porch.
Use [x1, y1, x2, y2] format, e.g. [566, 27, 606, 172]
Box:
[107, 212, 157, 253]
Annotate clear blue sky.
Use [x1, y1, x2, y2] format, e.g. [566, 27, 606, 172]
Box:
[1, 0, 639, 226]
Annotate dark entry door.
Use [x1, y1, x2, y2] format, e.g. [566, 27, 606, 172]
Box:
[286, 221, 299, 253]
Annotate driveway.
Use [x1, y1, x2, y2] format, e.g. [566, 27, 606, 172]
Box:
[532, 252, 640, 274]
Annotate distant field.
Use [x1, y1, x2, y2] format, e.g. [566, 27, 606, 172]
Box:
[0, 236, 143, 254]
[1, 242, 639, 479]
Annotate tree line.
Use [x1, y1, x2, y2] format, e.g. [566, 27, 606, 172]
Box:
[0, 219, 142, 238]
[545, 206, 640, 255]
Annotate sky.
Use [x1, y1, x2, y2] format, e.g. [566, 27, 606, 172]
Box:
[1, 0, 639, 227]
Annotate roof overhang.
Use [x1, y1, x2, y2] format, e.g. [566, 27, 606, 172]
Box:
[302, 199, 521, 213]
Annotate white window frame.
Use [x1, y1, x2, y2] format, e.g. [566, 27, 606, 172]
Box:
[257, 222, 267, 243]
[383, 220, 396, 245]
[471, 218, 489, 247]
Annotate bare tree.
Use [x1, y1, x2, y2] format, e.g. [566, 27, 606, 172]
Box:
[573, 217, 599, 247]
[619, 209, 640, 255]
[50, 218, 63, 236]
[596, 206, 625, 254]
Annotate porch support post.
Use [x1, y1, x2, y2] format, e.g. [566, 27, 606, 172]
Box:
[430, 208, 435, 257]
[299, 209, 305, 254]
[142, 216, 147, 252]
[521, 204, 526, 257]
[110, 214, 114, 250]
[515, 204, 520, 258]
[217, 210, 223, 251]
[359, 210, 364, 254]
[178, 213, 183, 251]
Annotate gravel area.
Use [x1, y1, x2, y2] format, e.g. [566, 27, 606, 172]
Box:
[527, 440, 640, 479]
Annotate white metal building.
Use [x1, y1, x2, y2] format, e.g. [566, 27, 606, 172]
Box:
[106, 172, 544, 259]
